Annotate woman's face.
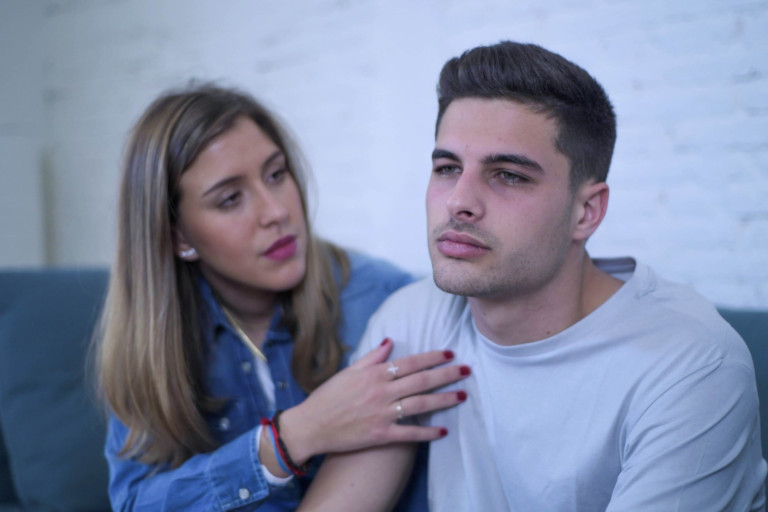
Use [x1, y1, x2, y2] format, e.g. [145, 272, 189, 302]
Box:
[173, 116, 308, 308]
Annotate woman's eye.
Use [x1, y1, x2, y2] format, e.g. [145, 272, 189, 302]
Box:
[218, 191, 241, 209]
[268, 168, 288, 183]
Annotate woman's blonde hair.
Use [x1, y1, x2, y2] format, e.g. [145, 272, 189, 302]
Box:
[95, 83, 349, 468]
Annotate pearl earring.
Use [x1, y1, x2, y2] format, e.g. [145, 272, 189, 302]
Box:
[179, 248, 197, 258]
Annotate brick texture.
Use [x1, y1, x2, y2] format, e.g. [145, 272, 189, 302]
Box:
[1, 0, 765, 307]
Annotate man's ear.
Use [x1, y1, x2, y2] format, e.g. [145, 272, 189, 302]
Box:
[172, 225, 199, 261]
[572, 181, 609, 242]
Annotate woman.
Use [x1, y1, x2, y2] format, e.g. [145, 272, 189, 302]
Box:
[94, 83, 468, 511]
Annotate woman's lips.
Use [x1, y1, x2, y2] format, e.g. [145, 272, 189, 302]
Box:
[263, 235, 297, 261]
[436, 231, 490, 259]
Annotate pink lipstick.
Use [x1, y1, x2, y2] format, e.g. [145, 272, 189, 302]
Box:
[264, 235, 297, 261]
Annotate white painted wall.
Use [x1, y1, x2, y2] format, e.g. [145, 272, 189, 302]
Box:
[0, 1, 45, 266]
[1, 0, 766, 308]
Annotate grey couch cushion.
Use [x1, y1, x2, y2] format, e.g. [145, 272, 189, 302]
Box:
[0, 269, 110, 511]
[719, 308, 768, 465]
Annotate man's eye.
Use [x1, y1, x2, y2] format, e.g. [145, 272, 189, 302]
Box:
[498, 171, 526, 184]
[434, 165, 460, 176]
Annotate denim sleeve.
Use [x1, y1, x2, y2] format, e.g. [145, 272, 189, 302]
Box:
[338, 251, 415, 354]
[106, 415, 275, 511]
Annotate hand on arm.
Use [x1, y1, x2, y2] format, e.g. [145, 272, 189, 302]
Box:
[258, 338, 467, 478]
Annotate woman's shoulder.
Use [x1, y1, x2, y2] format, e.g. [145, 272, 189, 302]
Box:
[334, 250, 415, 350]
[341, 250, 416, 300]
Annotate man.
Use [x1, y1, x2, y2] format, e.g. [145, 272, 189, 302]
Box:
[300, 41, 767, 511]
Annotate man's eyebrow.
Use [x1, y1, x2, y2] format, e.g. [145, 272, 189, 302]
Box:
[432, 148, 459, 161]
[483, 153, 543, 172]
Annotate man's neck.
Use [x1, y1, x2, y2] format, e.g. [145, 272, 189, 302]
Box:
[468, 254, 623, 346]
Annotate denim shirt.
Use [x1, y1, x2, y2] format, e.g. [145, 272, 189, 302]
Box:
[105, 251, 421, 511]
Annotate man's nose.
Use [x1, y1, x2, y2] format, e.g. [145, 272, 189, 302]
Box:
[446, 171, 484, 222]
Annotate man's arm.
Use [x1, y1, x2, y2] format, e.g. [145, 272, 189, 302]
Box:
[299, 443, 417, 512]
[608, 359, 766, 511]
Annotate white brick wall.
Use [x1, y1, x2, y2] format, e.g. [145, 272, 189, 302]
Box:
[0, 1, 46, 266]
[1, 0, 765, 307]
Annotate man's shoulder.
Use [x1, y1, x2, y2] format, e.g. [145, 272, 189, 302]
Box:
[612, 260, 753, 367]
[361, 277, 468, 355]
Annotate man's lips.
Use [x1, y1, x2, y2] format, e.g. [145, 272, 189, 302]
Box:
[436, 231, 490, 259]
[263, 235, 297, 261]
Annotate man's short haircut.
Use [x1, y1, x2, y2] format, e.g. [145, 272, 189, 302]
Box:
[436, 41, 617, 189]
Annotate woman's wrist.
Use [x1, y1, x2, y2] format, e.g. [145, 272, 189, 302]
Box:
[257, 423, 291, 478]
[277, 405, 317, 467]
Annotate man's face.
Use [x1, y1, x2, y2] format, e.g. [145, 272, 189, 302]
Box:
[427, 98, 578, 302]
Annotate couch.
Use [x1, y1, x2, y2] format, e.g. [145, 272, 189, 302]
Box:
[0, 268, 766, 510]
[0, 269, 109, 511]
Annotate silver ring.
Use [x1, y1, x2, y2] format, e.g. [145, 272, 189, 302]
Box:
[396, 400, 405, 420]
[387, 361, 399, 379]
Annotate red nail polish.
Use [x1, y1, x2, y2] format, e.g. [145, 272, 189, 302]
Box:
[443, 350, 454, 360]
[457, 391, 467, 402]
[380, 338, 391, 347]
[460, 366, 471, 376]
[439, 428, 448, 437]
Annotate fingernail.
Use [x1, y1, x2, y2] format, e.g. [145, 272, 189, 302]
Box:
[459, 366, 471, 376]
[443, 350, 454, 360]
[457, 391, 467, 402]
[439, 428, 448, 437]
[380, 338, 391, 347]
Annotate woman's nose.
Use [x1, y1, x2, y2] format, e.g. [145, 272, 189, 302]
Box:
[257, 189, 289, 227]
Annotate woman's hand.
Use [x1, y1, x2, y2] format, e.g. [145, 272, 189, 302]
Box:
[278, 338, 469, 466]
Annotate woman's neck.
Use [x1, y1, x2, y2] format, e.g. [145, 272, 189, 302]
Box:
[200, 267, 278, 346]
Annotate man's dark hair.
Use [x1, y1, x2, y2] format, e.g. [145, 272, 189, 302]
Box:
[436, 41, 617, 188]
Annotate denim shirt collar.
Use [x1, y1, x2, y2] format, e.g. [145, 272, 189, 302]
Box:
[197, 276, 292, 349]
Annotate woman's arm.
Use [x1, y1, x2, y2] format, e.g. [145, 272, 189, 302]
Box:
[108, 340, 466, 509]
[106, 416, 272, 511]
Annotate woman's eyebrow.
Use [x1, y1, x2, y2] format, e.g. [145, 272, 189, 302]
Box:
[202, 150, 285, 197]
[203, 175, 241, 197]
[261, 149, 284, 170]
